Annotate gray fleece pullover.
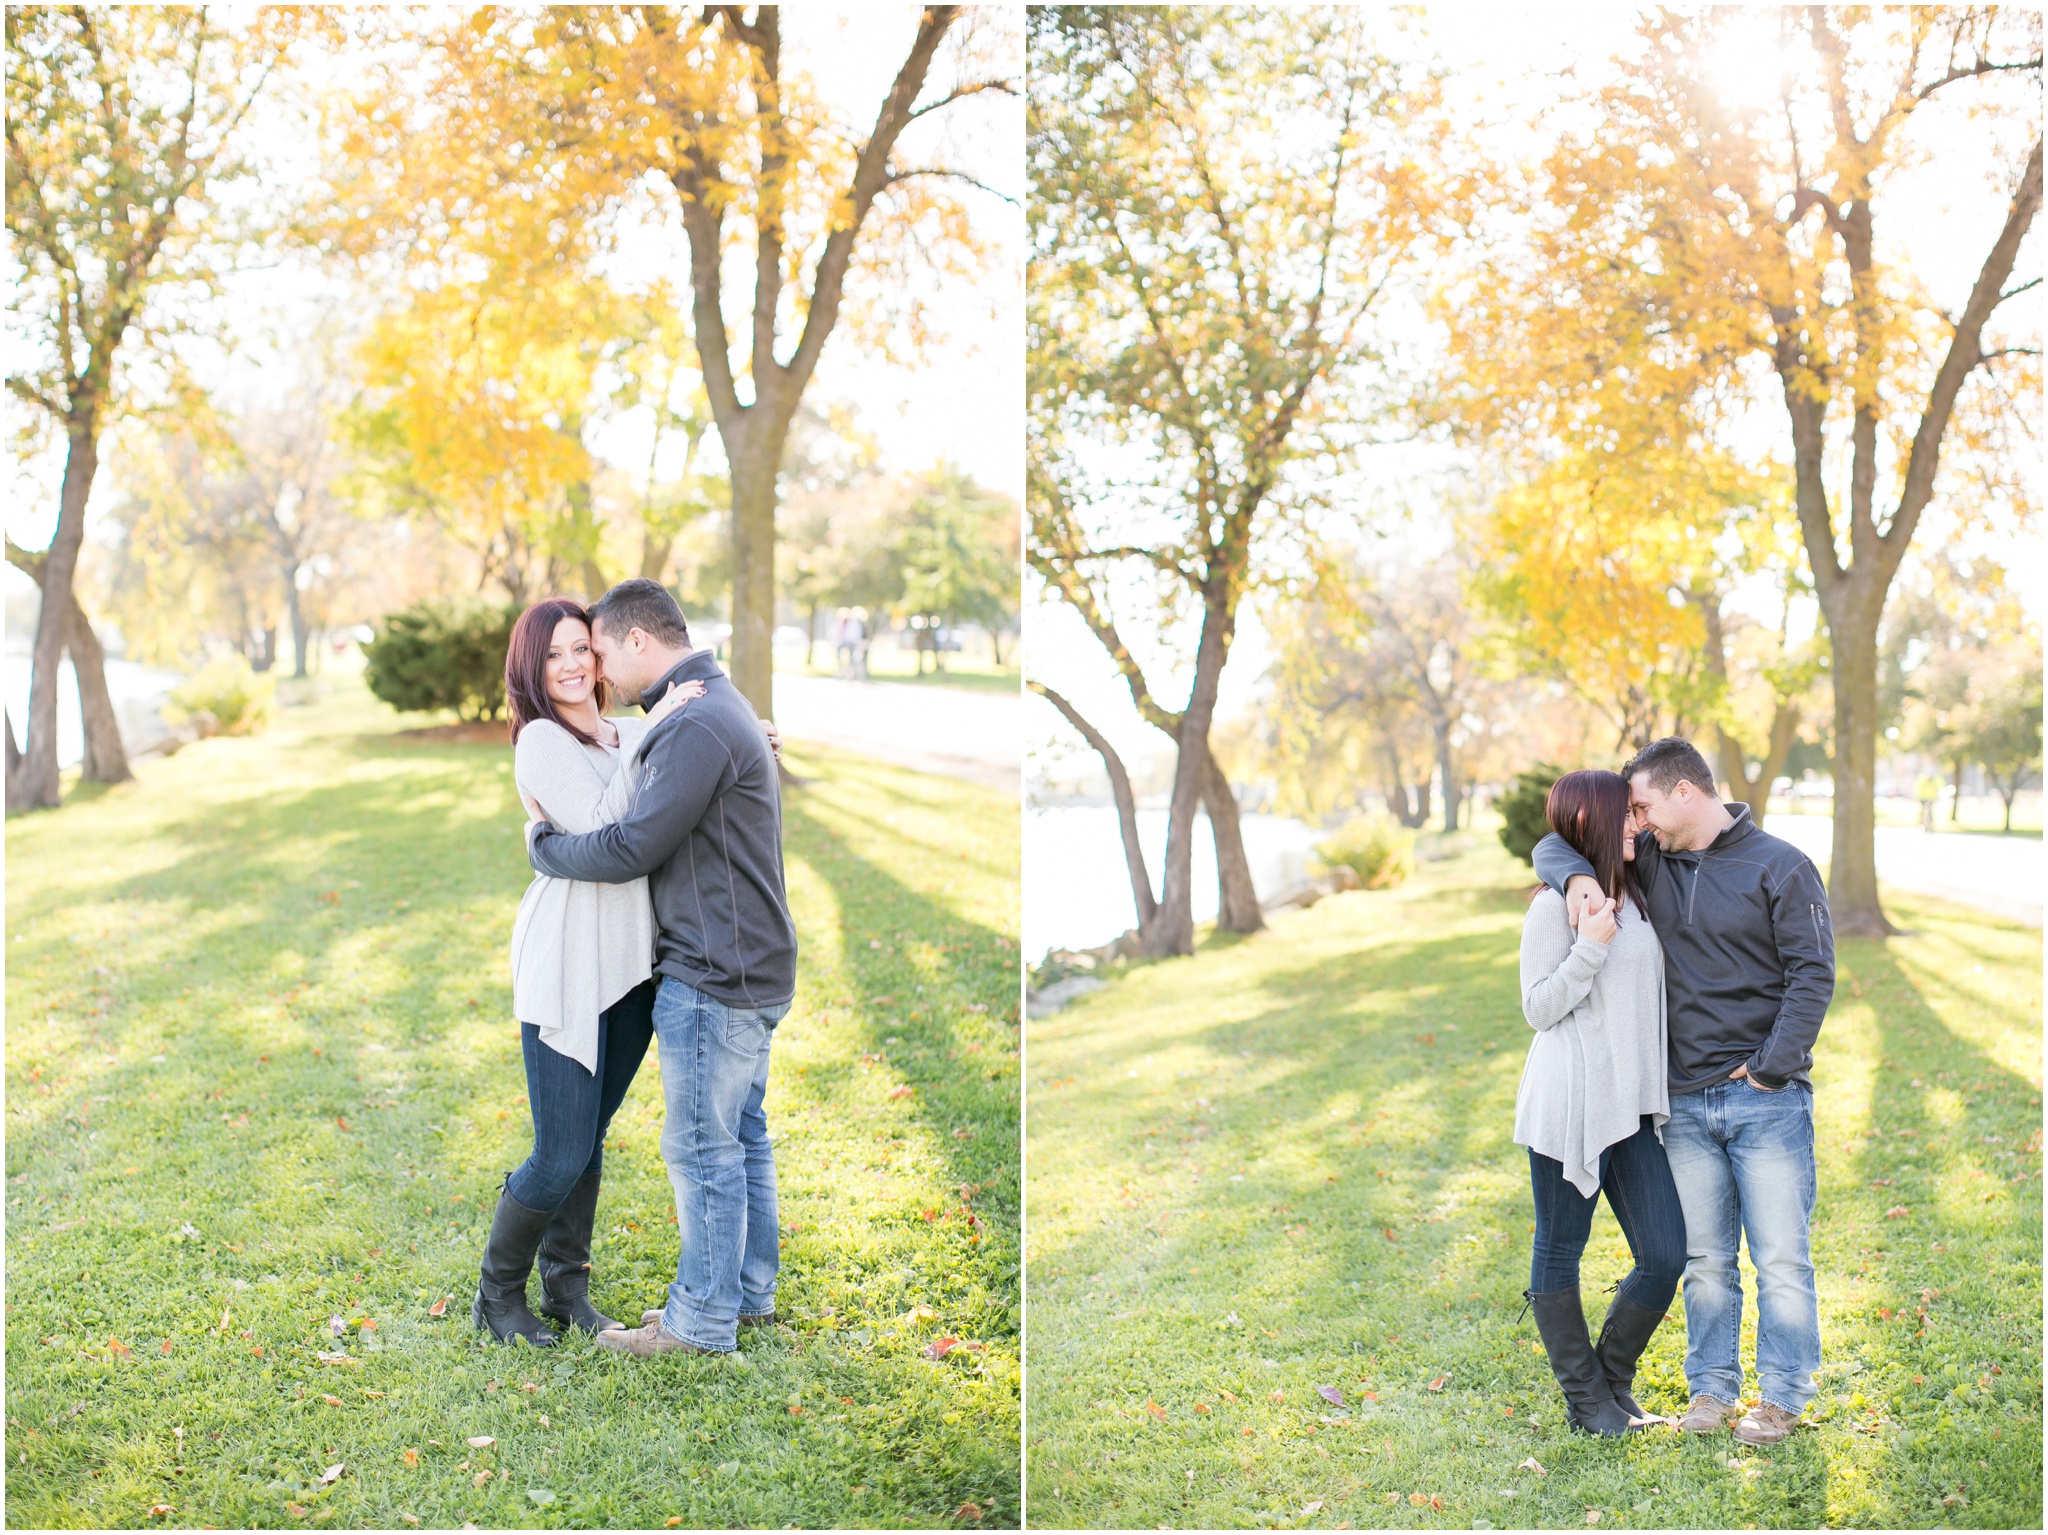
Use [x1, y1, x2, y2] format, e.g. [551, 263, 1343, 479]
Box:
[526, 651, 797, 1010]
[1532, 804, 1835, 1094]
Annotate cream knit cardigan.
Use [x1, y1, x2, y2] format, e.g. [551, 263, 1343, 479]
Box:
[509, 716, 656, 1073]
[1513, 887, 1670, 1197]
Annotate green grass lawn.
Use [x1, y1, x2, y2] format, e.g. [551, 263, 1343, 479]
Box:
[4, 681, 1020, 1530]
[1024, 839, 2041, 1530]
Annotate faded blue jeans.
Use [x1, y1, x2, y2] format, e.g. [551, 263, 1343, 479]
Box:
[1664, 1078, 1822, 1414]
[652, 978, 789, 1351]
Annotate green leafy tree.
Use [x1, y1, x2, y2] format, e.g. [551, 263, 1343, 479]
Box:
[6, 6, 308, 806]
[1029, 6, 1446, 956]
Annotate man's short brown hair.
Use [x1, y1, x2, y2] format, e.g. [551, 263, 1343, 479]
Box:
[1622, 736, 1719, 797]
[589, 577, 691, 649]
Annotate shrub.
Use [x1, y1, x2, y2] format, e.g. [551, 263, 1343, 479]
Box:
[1498, 763, 1565, 865]
[363, 600, 520, 722]
[1315, 813, 1415, 890]
[166, 655, 273, 736]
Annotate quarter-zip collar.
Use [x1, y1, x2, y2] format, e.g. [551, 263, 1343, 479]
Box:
[1664, 803, 1756, 924]
[639, 648, 720, 711]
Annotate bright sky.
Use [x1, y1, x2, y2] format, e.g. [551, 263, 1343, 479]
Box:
[1025, 3, 2042, 779]
[4, 7, 1022, 583]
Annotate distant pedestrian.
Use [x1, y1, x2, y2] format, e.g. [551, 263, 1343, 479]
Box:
[1916, 773, 1941, 832]
[832, 608, 854, 678]
[851, 607, 871, 680]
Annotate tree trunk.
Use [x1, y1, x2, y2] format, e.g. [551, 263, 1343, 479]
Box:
[2000, 788, 2015, 833]
[727, 449, 780, 718]
[4, 709, 20, 782]
[252, 626, 277, 674]
[284, 568, 311, 679]
[804, 604, 819, 669]
[1201, 745, 1264, 934]
[1433, 720, 1460, 834]
[1949, 757, 1964, 822]
[1146, 600, 1234, 957]
[1715, 701, 1800, 828]
[10, 425, 97, 812]
[1824, 607, 1892, 934]
[991, 626, 1004, 667]
[67, 589, 131, 785]
[1033, 682, 1157, 932]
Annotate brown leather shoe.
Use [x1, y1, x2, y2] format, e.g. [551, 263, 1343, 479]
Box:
[640, 1308, 782, 1328]
[1679, 1394, 1740, 1432]
[1732, 1402, 1800, 1445]
[596, 1320, 725, 1358]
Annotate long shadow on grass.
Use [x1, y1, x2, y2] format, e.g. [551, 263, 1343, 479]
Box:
[780, 785, 1021, 1251]
[1027, 888, 2042, 1529]
[5, 741, 1023, 1528]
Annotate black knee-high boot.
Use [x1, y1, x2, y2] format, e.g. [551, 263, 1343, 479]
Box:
[535, 1165, 622, 1333]
[1592, 1289, 1668, 1420]
[473, 1182, 558, 1346]
[1527, 1288, 1635, 1437]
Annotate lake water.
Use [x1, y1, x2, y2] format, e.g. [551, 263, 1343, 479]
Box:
[4, 654, 185, 768]
[1024, 803, 1323, 960]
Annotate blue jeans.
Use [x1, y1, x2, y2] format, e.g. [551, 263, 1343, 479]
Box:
[653, 978, 789, 1351]
[1664, 1079, 1821, 1413]
[505, 980, 657, 1211]
[1528, 1116, 1687, 1312]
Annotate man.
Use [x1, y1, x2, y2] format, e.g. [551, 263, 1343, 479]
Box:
[1533, 736, 1834, 1447]
[526, 578, 797, 1357]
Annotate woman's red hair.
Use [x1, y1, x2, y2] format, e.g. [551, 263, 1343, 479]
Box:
[506, 599, 611, 746]
[1545, 768, 1646, 915]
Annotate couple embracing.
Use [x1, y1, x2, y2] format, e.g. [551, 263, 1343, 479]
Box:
[472, 577, 797, 1358]
[1514, 737, 1835, 1445]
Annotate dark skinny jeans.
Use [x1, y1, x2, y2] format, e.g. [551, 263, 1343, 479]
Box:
[504, 979, 657, 1212]
[1528, 1115, 1687, 1311]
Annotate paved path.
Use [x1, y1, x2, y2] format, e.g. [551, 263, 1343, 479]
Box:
[1765, 814, 2043, 927]
[771, 672, 1019, 792]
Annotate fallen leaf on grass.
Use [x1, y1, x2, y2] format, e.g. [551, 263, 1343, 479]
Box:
[1317, 1385, 1345, 1406]
[107, 1337, 132, 1360]
[159, 1338, 173, 1356]
[315, 1352, 358, 1367]
[1428, 1373, 1450, 1391]
[1268, 1389, 1284, 1403]
[1885, 1205, 1910, 1219]
[1144, 1401, 1167, 1421]
[321, 1395, 342, 1408]
[888, 1086, 915, 1100]
[1219, 1389, 1239, 1403]
[474, 1470, 492, 1487]
[317, 1464, 344, 1486]
[467, 1436, 495, 1448]
[1517, 1457, 1547, 1475]
[148, 1506, 173, 1519]
[956, 1503, 984, 1522]
[1300, 1500, 1323, 1517]
[1585, 1511, 1603, 1525]
[1359, 1391, 1379, 1402]
[399, 1516, 418, 1527]
[665, 1519, 683, 1529]
[538, 1414, 550, 1428]
[427, 1298, 449, 1318]
[286, 1504, 307, 1518]
[925, 1337, 961, 1360]
[403, 1448, 420, 1467]
[1194, 1403, 1212, 1415]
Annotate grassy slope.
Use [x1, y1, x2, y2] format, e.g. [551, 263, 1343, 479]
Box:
[1024, 836, 2041, 1530]
[5, 682, 1020, 1530]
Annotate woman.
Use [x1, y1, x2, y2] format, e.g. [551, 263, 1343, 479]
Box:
[1515, 769, 1685, 1435]
[474, 597, 779, 1345]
